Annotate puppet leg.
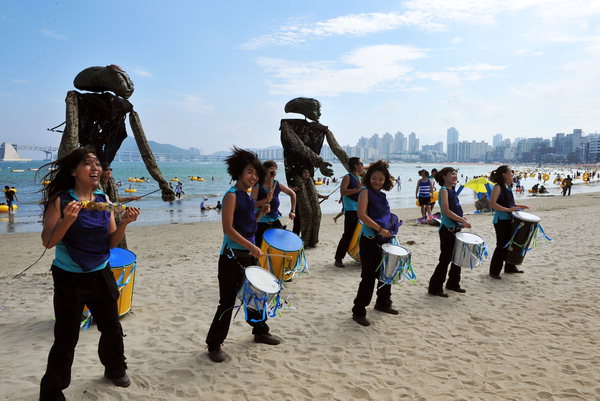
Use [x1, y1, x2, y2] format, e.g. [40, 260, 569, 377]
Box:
[129, 111, 176, 202]
[58, 91, 80, 159]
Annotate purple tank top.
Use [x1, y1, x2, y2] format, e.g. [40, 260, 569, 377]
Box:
[232, 188, 257, 244]
[59, 192, 111, 271]
[366, 188, 391, 231]
[257, 181, 281, 218]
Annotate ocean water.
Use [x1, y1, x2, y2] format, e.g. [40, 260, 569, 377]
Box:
[1, 160, 598, 235]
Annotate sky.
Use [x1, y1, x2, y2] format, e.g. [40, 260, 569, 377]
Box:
[2, 0, 600, 156]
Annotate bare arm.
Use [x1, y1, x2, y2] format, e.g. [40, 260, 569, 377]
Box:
[439, 189, 471, 228]
[279, 182, 297, 219]
[340, 175, 361, 197]
[41, 197, 80, 248]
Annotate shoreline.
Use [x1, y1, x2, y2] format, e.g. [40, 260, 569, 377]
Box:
[2, 192, 600, 399]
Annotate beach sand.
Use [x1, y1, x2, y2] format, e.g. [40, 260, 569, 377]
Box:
[1, 192, 600, 400]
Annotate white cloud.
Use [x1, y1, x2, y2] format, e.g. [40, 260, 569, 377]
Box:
[40, 28, 67, 40]
[257, 45, 426, 96]
[131, 68, 153, 78]
[448, 62, 506, 72]
[243, 1, 600, 49]
[242, 11, 439, 49]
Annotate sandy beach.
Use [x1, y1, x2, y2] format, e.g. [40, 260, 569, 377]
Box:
[1, 192, 600, 401]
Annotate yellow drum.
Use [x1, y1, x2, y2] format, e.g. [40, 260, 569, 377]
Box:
[259, 229, 307, 281]
[347, 221, 363, 262]
[81, 248, 137, 328]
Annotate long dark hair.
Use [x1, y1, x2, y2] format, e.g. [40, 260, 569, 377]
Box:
[363, 160, 393, 191]
[489, 165, 511, 186]
[38, 146, 98, 216]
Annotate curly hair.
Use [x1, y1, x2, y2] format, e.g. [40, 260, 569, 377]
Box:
[363, 160, 393, 191]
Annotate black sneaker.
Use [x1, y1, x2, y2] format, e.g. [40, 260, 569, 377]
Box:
[334, 259, 345, 268]
[352, 315, 371, 326]
[208, 346, 227, 363]
[428, 291, 449, 298]
[104, 370, 131, 387]
[254, 333, 282, 345]
[446, 286, 466, 293]
[490, 274, 502, 280]
[374, 305, 399, 315]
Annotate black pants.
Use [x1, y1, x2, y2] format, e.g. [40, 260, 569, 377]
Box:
[292, 209, 301, 235]
[40, 266, 125, 401]
[205, 254, 269, 350]
[334, 210, 358, 261]
[352, 236, 392, 317]
[489, 219, 518, 275]
[428, 228, 462, 293]
[562, 186, 571, 196]
[256, 219, 284, 248]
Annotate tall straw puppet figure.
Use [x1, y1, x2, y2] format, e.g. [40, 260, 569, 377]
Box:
[280, 97, 350, 248]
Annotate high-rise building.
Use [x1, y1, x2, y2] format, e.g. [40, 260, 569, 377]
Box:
[447, 127, 459, 162]
[493, 133, 503, 148]
[394, 132, 406, 152]
[408, 132, 419, 153]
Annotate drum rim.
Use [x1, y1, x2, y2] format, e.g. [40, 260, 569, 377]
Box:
[262, 228, 303, 251]
[381, 243, 410, 256]
[245, 266, 281, 293]
[513, 210, 542, 223]
[455, 232, 485, 244]
[109, 247, 137, 267]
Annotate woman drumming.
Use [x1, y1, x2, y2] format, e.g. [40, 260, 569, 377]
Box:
[251, 160, 297, 247]
[351, 161, 399, 327]
[488, 165, 529, 279]
[39, 147, 140, 401]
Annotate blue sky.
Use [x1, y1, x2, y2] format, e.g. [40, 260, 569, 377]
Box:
[2, 0, 600, 155]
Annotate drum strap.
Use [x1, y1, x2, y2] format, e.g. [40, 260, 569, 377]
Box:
[458, 242, 488, 270]
[239, 281, 283, 323]
[504, 223, 551, 256]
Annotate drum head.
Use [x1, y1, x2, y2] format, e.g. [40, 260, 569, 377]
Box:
[381, 243, 410, 256]
[263, 228, 303, 251]
[245, 267, 281, 293]
[513, 211, 541, 223]
[109, 248, 137, 267]
[455, 232, 484, 245]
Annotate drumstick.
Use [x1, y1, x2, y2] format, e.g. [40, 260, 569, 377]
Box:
[319, 184, 341, 204]
[264, 254, 294, 259]
[281, 218, 292, 229]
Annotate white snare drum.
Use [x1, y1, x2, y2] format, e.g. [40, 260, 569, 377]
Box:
[238, 267, 282, 321]
[452, 232, 488, 269]
[380, 243, 414, 285]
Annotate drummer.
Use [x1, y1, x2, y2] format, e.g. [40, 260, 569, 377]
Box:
[351, 160, 400, 327]
[488, 165, 530, 279]
[206, 147, 282, 363]
[38, 147, 140, 400]
[251, 160, 297, 247]
[427, 167, 471, 297]
[334, 157, 365, 268]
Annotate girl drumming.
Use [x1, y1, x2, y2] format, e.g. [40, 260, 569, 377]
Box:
[488, 165, 529, 279]
[252, 160, 297, 247]
[39, 147, 140, 401]
[427, 167, 471, 297]
[352, 161, 400, 327]
[205, 148, 282, 363]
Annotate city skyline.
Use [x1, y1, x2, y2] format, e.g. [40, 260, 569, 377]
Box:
[3, 1, 600, 155]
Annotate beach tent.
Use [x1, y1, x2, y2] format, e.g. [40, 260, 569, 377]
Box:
[456, 177, 493, 199]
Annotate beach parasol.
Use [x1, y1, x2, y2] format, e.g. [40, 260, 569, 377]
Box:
[463, 177, 493, 194]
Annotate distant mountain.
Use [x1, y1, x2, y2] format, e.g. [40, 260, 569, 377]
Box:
[119, 137, 197, 155]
